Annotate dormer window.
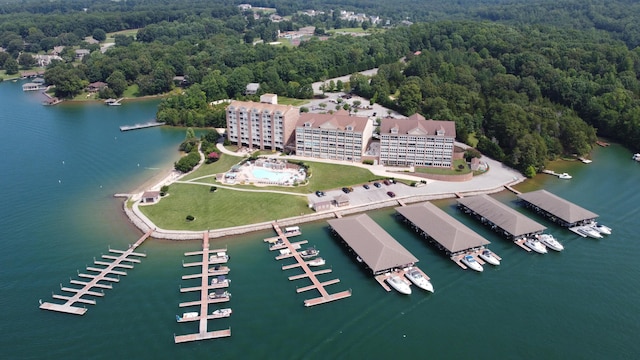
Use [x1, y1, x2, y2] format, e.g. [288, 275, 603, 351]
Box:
[304, 122, 312, 127]
[436, 128, 445, 136]
[391, 127, 399, 134]
[346, 125, 353, 131]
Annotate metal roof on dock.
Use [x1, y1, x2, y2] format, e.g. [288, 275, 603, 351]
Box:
[328, 214, 418, 274]
[396, 202, 490, 254]
[457, 195, 546, 238]
[517, 189, 598, 224]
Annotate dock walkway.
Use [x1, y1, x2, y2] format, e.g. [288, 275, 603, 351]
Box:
[270, 223, 351, 307]
[174, 232, 231, 344]
[39, 230, 153, 315]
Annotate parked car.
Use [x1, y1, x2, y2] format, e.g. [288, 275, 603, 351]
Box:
[373, 182, 382, 188]
[363, 184, 370, 189]
[383, 179, 391, 186]
[342, 187, 350, 194]
[387, 191, 396, 198]
[315, 191, 325, 197]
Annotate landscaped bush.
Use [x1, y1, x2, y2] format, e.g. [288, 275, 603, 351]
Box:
[362, 159, 374, 165]
[186, 215, 195, 221]
[210, 186, 217, 192]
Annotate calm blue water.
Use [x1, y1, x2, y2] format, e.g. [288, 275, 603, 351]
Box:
[1, 80, 640, 359]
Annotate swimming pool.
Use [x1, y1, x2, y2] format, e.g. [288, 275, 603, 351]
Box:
[251, 167, 290, 182]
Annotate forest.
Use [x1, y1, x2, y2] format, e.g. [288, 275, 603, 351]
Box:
[1, 0, 640, 174]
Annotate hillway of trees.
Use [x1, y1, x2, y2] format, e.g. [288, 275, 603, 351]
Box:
[2, 0, 640, 174]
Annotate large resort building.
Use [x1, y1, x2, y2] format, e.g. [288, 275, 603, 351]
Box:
[295, 111, 373, 162]
[379, 114, 455, 167]
[226, 95, 299, 151]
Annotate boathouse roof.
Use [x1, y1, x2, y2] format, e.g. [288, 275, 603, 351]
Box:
[457, 195, 546, 237]
[396, 202, 490, 254]
[328, 214, 418, 274]
[517, 189, 598, 224]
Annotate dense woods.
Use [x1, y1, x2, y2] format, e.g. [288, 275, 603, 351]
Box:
[2, 0, 640, 173]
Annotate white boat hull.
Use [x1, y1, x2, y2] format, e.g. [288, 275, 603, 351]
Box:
[387, 276, 412, 295]
[405, 270, 434, 293]
[578, 227, 603, 239]
[478, 252, 500, 266]
[525, 239, 548, 254]
[538, 235, 564, 252]
[461, 256, 484, 272]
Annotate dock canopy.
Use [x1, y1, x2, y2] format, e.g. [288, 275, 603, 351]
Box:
[396, 202, 490, 254]
[458, 194, 546, 239]
[517, 189, 598, 227]
[328, 214, 418, 275]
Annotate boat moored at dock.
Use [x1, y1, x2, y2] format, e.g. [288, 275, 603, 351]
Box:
[461, 255, 483, 272]
[591, 222, 612, 235]
[478, 249, 501, 266]
[404, 268, 434, 293]
[577, 226, 603, 239]
[307, 257, 326, 267]
[212, 308, 232, 318]
[209, 251, 229, 263]
[633, 153, 640, 162]
[299, 247, 319, 259]
[537, 234, 564, 252]
[386, 275, 412, 295]
[209, 289, 231, 300]
[525, 238, 548, 254]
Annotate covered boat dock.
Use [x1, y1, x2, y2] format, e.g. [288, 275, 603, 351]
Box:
[396, 202, 499, 269]
[328, 214, 427, 291]
[457, 195, 546, 249]
[517, 189, 598, 227]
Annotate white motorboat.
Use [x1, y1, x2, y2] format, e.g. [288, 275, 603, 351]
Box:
[591, 223, 612, 235]
[558, 172, 572, 179]
[212, 308, 232, 318]
[478, 249, 500, 266]
[538, 234, 564, 252]
[386, 275, 412, 295]
[307, 257, 325, 266]
[299, 247, 319, 259]
[461, 255, 484, 272]
[209, 289, 231, 299]
[578, 226, 603, 239]
[632, 153, 640, 161]
[209, 251, 229, 263]
[404, 269, 434, 293]
[525, 238, 548, 254]
[176, 311, 199, 321]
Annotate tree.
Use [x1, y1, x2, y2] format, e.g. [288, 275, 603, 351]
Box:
[92, 29, 107, 42]
[4, 57, 19, 75]
[106, 70, 127, 97]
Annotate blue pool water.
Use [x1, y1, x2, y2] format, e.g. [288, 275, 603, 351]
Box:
[251, 167, 289, 181]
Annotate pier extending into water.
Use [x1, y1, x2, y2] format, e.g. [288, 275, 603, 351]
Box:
[174, 232, 232, 344]
[119, 121, 166, 132]
[269, 222, 352, 307]
[39, 230, 152, 315]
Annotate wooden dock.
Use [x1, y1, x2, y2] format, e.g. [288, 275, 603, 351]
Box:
[119, 121, 166, 132]
[39, 230, 152, 315]
[174, 232, 231, 344]
[269, 223, 352, 307]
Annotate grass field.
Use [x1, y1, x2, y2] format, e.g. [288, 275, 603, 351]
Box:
[122, 84, 139, 97]
[277, 96, 310, 106]
[139, 184, 312, 230]
[140, 153, 380, 229]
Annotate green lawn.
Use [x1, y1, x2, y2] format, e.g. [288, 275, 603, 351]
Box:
[181, 153, 244, 181]
[139, 184, 312, 230]
[277, 96, 309, 106]
[122, 84, 139, 97]
[105, 29, 139, 43]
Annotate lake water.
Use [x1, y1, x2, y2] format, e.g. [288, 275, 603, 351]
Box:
[1, 80, 639, 359]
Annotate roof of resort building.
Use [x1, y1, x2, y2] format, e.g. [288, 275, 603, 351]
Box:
[517, 189, 598, 224]
[328, 214, 418, 274]
[297, 111, 369, 132]
[227, 100, 297, 115]
[458, 194, 546, 237]
[380, 114, 456, 137]
[396, 202, 490, 253]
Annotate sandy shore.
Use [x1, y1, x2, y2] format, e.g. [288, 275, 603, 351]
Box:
[129, 167, 182, 197]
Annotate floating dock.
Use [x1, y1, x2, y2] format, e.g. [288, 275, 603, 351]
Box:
[269, 223, 351, 307]
[119, 121, 166, 132]
[517, 189, 599, 228]
[174, 232, 231, 344]
[458, 194, 546, 249]
[328, 214, 429, 293]
[396, 202, 497, 271]
[39, 230, 152, 315]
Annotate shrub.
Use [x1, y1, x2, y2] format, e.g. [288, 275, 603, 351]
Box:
[210, 186, 217, 192]
[362, 159, 374, 165]
[161, 185, 169, 193]
[186, 215, 194, 221]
